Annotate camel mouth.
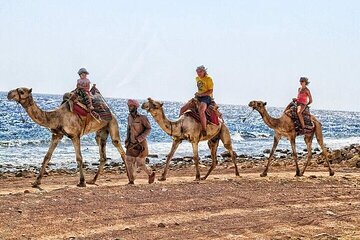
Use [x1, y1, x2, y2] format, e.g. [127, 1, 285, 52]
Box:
[141, 103, 148, 110]
[7, 91, 16, 101]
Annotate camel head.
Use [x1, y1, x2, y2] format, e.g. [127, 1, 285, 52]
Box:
[7, 87, 34, 107]
[141, 98, 164, 117]
[248, 100, 267, 112]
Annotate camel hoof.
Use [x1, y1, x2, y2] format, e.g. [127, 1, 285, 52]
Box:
[329, 170, 335, 176]
[158, 177, 166, 182]
[77, 182, 86, 187]
[200, 177, 207, 181]
[260, 172, 267, 177]
[235, 172, 240, 177]
[86, 179, 96, 185]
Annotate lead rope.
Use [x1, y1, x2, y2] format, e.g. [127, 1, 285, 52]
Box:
[241, 109, 254, 123]
[16, 103, 26, 123]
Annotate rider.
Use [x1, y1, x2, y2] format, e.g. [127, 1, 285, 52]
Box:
[180, 65, 214, 136]
[294, 77, 313, 130]
[76, 68, 94, 110]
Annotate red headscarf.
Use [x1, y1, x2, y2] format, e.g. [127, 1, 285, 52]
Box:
[127, 99, 140, 108]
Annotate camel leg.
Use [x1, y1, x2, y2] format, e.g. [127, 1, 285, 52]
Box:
[261, 134, 280, 177]
[32, 134, 63, 187]
[159, 140, 181, 181]
[314, 123, 334, 176]
[192, 142, 201, 181]
[301, 133, 314, 176]
[108, 120, 129, 179]
[71, 136, 86, 187]
[290, 138, 301, 177]
[220, 125, 240, 176]
[87, 129, 108, 184]
[201, 138, 220, 180]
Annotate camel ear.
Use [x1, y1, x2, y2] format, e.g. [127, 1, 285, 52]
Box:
[160, 102, 163, 107]
[147, 97, 153, 102]
[29, 88, 32, 93]
[264, 102, 267, 106]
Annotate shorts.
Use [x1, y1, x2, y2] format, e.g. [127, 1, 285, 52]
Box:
[197, 96, 212, 106]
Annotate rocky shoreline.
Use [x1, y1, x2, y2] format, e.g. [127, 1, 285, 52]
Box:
[1, 144, 359, 178]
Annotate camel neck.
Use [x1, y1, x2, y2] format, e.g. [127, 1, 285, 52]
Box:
[152, 108, 181, 137]
[23, 101, 56, 129]
[258, 108, 280, 129]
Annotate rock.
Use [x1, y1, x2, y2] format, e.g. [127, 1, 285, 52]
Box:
[172, 157, 183, 162]
[145, 158, 150, 164]
[263, 149, 271, 154]
[148, 154, 158, 158]
[158, 223, 166, 228]
[348, 155, 360, 168]
[17, 210, 22, 214]
[221, 151, 231, 158]
[15, 171, 24, 177]
[24, 190, 30, 194]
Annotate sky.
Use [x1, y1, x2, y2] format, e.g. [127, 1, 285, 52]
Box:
[0, 0, 359, 111]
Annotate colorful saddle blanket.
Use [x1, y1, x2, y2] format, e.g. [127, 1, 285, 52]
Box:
[185, 105, 221, 125]
[64, 86, 112, 121]
[286, 102, 314, 136]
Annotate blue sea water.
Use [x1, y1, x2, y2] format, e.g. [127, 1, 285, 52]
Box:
[0, 91, 359, 171]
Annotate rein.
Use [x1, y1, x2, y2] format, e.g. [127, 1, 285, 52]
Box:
[241, 109, 254, 123]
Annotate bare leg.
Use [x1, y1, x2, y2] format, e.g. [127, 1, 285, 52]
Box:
[71, 137, 86, 187]
[192, 142, 201, 180]
[136, 157, 155, 184]
[199, 102, 207, 132]
[297, 105, 306, 129]
[261, 134, 281, 177]
[159, 140, 181, 181]
[88, 129, 108, 184]
[201, 138, 219, 180]
[290, 138, 301, 177]
[32, 134, 63, 187]
[220, 125, 240, 176]
[301, 133, 314, 176]
[180, 100, 195, 116]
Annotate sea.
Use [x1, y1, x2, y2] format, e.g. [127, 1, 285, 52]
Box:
[1, 92, 359, 172]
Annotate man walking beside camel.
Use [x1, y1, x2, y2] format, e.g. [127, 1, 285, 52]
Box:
[125, 99, 155, 184]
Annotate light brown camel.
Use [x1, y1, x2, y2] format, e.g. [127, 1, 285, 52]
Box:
[248, 100, 334, 177]
[141, 98, 239, 181]
[7, 87, 127, 187]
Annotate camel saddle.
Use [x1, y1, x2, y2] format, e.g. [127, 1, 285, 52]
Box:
[285, 102, 314, 136]
[62, 86, 112, 121]
[184, 98, 222, 125]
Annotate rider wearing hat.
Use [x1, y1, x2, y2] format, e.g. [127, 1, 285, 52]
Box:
[180, 65, 214, 136]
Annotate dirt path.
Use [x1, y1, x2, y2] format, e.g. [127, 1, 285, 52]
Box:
[0, 166, 359, 240]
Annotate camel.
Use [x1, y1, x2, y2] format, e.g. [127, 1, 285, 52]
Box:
[141, 98, 239, 181]
[7, 87, 127, 187]
[248, 100, 334, 177]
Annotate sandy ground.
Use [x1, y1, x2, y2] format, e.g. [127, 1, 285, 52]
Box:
[0, 164, 359, 240]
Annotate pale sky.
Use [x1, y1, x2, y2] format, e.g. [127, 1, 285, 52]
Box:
[0, 0, 359, 111]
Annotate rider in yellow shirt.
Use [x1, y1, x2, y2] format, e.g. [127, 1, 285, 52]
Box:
[180, 65, 214, 136]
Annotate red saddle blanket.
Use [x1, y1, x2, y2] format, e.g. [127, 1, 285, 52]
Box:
[185, 107, 221, 125]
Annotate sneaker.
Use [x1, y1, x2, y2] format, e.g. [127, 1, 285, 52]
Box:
[148, 172, 155, 184]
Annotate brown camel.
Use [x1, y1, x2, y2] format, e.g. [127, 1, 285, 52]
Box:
[7, 87, 127, 187]
[141, 98, 239, 181]
[248, 100, 334, 177]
